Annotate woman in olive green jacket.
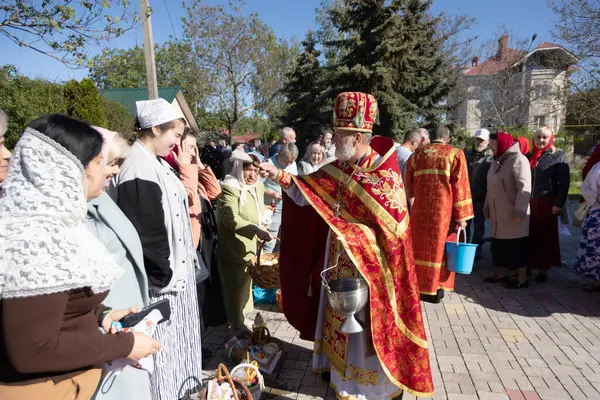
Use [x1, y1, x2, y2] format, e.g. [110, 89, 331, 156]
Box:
[217, 150, 271, 334]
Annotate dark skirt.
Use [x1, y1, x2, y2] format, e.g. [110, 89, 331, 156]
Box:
[492, 237, 528, 269]
[528, 197, 561, 271]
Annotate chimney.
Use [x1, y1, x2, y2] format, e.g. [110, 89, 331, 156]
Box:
[497, 35, 509, 60]
[471, 56, 479, 67]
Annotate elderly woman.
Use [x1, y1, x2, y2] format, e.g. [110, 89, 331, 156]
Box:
[528, 125, 570, 283]
[217, 150, 271, 335]
[515, 136, 531, 158]
[574, 161, 600, 291]
[263, 142, 299, 253]
[484, 132, 532, 288]
[299, 142, 325, 175]
[112, 99, 203, 399]
[0, 110, 11, 187]
[0, 115, 159, 400]
[321, 128, 336, 160]
[85, 128, 152, 400]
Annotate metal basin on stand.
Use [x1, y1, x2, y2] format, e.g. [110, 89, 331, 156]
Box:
[326, 277, 369, 334]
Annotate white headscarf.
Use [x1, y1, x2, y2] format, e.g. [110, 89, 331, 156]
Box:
[0, 128, 123, 299]
[93, 125, 117, 167]
[221, 148, 261, 208]
[136, 99, 185, 129]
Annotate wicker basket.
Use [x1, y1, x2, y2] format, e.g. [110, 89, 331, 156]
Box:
[247, 241, 280, 289]
[199, 364, 253, 400]
[230, 346, 249, 364]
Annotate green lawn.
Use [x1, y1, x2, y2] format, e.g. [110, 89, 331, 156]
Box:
[569, 181, 582, 200]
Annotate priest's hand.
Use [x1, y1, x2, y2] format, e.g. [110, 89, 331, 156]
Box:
[259, 162, 279, 179]
[458, 220, 468, 230]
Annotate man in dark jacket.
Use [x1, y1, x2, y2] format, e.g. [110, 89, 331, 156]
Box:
[465, 128, 493, 260]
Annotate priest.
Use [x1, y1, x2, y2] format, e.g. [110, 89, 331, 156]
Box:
[404, 125, 474, 303]
[259, 92, 433, 399]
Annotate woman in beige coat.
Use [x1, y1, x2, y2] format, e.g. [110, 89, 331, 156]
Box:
[484, 132, 532, 288]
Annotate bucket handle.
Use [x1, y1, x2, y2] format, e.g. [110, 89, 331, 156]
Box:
[455, 226, 467, 244]
[319, 236, 343, 290]
[320, 265, 337, 292]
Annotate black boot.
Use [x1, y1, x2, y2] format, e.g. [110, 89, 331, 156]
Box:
[420, 289, 444, 304]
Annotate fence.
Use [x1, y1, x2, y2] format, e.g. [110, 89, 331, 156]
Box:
[571, 131, 600, 156]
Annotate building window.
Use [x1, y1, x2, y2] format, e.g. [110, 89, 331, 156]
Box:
[534, 115, 546, 128]
[552, 115, 559, 131]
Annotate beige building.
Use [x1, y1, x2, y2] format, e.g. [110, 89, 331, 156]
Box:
[448, 35, 577, 134]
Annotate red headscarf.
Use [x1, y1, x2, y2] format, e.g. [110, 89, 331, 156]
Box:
[583, 143, 600, 180]
[529, 128, 554, 170]
[495, 132, 514, 158]
[514, 137, 531, 155]
[163, 149, 179, 172]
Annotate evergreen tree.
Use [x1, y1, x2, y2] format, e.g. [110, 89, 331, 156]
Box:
[64, 78, 106, 127]
[281, 31, 331, 151]
[325, 0, 455, 139]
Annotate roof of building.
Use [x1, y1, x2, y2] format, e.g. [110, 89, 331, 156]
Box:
[232, 132, 261, 144]
[537, 41, 562, 49]
[465, 49, 521, 76]
[465, 42, 574, 76]
[99, 87, 181, 115]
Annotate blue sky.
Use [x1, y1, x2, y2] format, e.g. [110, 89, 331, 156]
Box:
[1, 0, 558, 82]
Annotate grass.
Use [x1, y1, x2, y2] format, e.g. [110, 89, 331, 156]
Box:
[569, 181, 582, 200]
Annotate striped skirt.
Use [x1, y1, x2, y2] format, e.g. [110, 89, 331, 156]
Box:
[150, 263, 203, 400]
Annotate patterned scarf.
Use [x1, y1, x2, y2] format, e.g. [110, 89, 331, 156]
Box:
[0, 128, 122, 299]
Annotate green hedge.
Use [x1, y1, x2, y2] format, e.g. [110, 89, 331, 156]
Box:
[0, 65, 134, 150]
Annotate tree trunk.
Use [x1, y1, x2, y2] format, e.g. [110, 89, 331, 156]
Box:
[229, 119, 237, 146]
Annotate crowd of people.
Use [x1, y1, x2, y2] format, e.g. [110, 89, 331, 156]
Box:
[0, 89, 599, 400]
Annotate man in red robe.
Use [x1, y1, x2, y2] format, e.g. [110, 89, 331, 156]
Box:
[260, 92, 433, 399]
[405, 125, 474, 303]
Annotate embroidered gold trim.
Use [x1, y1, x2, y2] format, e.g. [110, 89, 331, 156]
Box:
[415, 260, 443, 269]
[414, 168, 451, 177]
[453, 198, 473, 207]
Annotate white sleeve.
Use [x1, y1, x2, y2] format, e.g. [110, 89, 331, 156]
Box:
[285, 182, 309, 206]
[581, 163, 600, 205]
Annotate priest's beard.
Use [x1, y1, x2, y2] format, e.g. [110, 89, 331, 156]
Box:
[335, 137, 356, 161]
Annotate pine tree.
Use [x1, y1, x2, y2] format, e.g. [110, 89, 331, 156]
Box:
[281, 31, 331, 151]
[64, 78, 106, 127]
[325, 0, 455, 139]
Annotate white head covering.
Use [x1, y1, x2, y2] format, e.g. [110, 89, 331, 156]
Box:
[0, 128, 123, 298]
[221, 148, 260, 208]
[136, 98, 185, 130]
[93, 125, 117, 167]
[475, 128, 490, 141]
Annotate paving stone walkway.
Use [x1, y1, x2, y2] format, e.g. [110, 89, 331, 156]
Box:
[202, 220, 600, 399]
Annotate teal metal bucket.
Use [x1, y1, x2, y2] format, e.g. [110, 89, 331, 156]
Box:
[445, 227, 478, 275]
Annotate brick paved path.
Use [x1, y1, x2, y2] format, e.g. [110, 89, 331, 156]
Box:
[202, 221, 600, 399]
